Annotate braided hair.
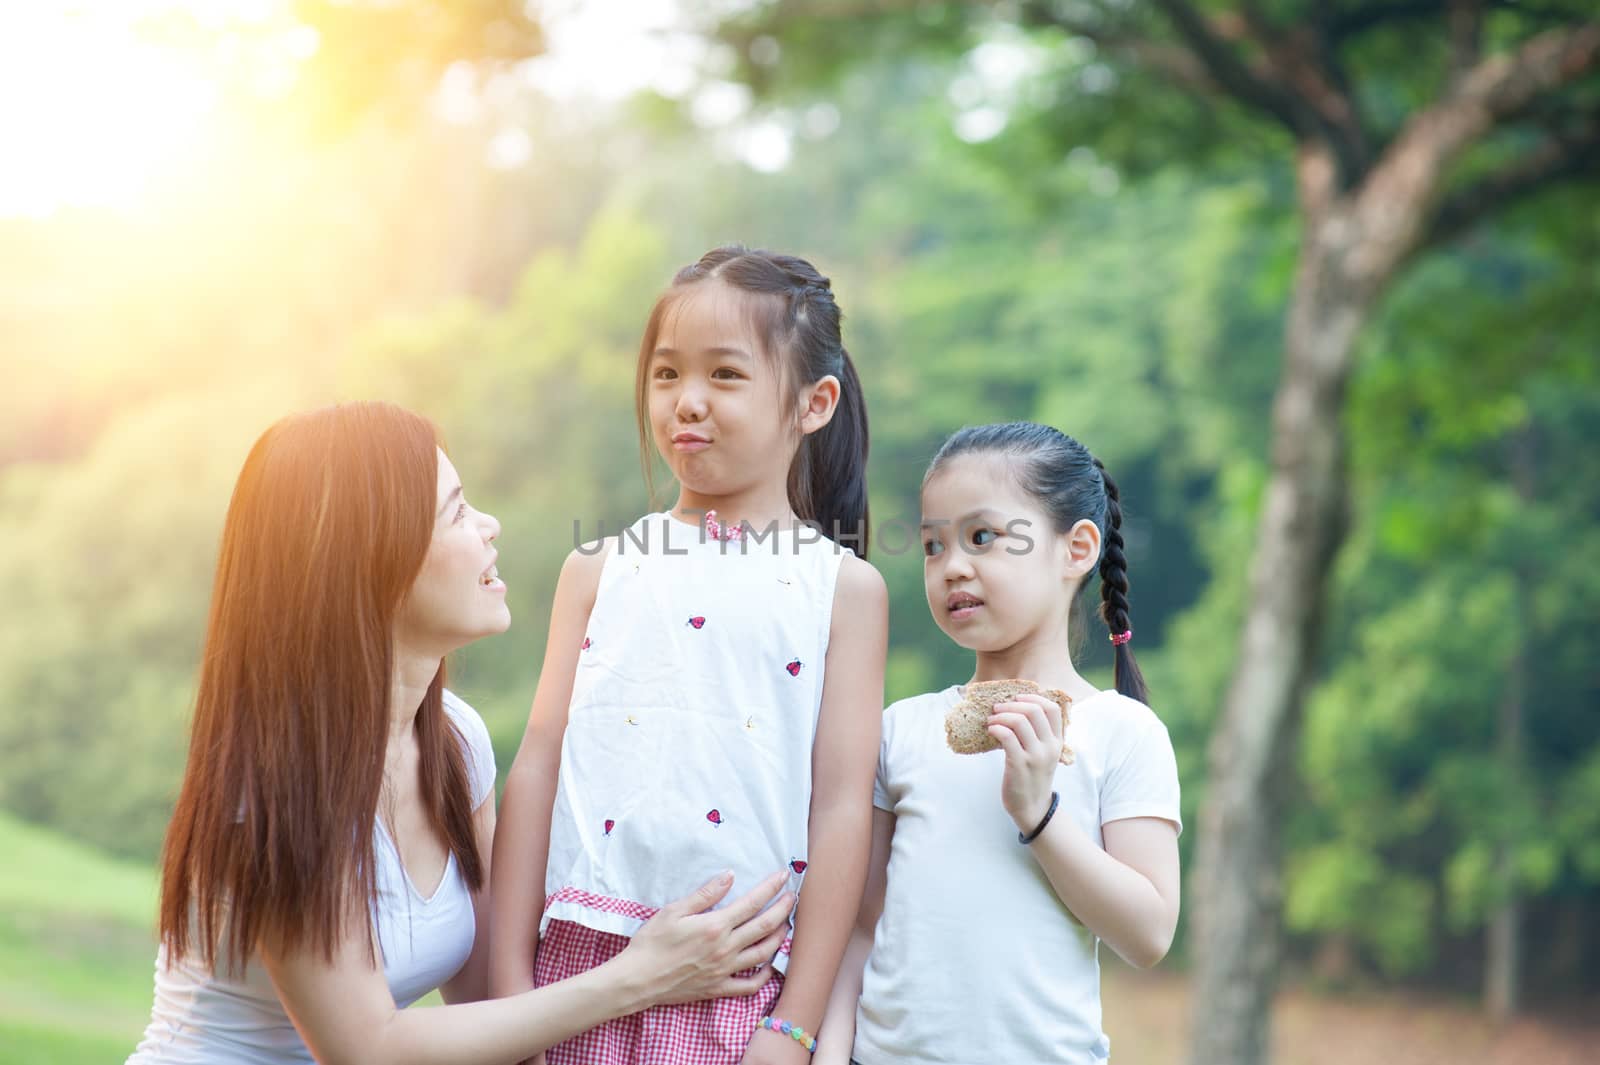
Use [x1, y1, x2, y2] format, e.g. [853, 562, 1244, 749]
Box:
[634, 245, 870, 557]
[925, 422, 1149, 703]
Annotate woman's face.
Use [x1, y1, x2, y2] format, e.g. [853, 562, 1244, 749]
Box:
[394, 449, 509, 657]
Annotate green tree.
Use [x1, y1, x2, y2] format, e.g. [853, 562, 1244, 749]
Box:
[713, 4, 1600, 1058]
[1290, 209, 1600, 1011]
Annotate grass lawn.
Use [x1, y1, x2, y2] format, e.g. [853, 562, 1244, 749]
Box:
[0, 812, 158, 1065]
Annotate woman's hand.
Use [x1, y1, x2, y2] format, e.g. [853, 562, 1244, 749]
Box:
[616, 870, 794, 1010]
[987, 692, 1065, 832]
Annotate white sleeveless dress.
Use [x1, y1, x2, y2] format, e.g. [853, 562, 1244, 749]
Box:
[541, 511, 848, 975]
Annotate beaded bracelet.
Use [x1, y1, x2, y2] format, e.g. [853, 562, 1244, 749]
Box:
[756, 1015, 817, 1053]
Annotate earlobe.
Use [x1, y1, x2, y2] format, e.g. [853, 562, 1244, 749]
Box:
[798, 375, 842, 436]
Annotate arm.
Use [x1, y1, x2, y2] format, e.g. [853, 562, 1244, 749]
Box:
[812, 808, 893, 1065]
[488, 544, 607, 1001]
[440, 794, 496, 1004]
[261, 872, 795, 1065]
[988, 696, 1181, 968]
[743, 556, 887, 1065]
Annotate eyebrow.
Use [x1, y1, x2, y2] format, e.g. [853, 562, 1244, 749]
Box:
[921, 509, 1004, 529]
[437, 485, 463, 518]
[652, 345, 755, 362]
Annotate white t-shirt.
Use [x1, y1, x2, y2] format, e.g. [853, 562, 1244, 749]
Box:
[128, 690, 496, 1065]
[853, 685, 1181, 1065]
[542, 512, 847, 975]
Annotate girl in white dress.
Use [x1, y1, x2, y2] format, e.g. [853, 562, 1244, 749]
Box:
[491, 247, 888, 1065]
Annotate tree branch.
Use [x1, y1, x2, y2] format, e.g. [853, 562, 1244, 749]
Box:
[1351, 21, 1600, 284]
[1146, 0, 1305, 130]
[1452, 21, 1600, 132]
[1149, 0, 1370, 183]
[1332, 0, 1591, 40]
[1420, 119, 1600, 252]
[1235, 0, 1282, 54]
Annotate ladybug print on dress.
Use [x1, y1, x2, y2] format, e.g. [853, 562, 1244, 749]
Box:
[604, 819, 615, 836]
[581, 637, 592, 651]
[686, 616, 706, 629]
[706, 809, 724, 827]
[785, 659, 802, 677]
[789, 859, 807, 875]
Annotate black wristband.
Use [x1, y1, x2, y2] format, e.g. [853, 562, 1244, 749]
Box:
[1018, 791, 1060, 845]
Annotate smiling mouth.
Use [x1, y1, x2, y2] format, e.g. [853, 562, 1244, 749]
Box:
[480, 564, 502, 588]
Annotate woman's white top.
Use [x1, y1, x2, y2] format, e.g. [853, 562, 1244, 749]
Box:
[127, 690, 495, 1064]
[541, 512, 848, 974]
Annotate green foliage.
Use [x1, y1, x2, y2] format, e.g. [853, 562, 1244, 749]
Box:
[0, 813, 159, 1062]
[1285, 207, 1600, 982]
[0, 386, 302, 857]
[712, 0, 1600, 994]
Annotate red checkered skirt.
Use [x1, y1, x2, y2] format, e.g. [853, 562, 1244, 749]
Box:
[534, 918, 785, 1065]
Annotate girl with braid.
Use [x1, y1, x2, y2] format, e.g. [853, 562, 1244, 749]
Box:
[491, 247, 887, 1065]
[817, 423, 1180, 1065]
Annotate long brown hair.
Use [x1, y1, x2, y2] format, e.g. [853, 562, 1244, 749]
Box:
[159, 401, 483, 972]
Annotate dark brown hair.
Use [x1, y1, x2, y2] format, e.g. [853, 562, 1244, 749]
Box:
[158, 401, 482, 971]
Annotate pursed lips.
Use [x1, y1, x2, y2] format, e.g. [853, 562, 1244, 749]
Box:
[671, 430, 711, 451]
[946, 591, 983, 617]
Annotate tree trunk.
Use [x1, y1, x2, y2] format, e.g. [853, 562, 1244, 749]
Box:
[1484, 830, 1521, 1024]
[1170, 17, 1598, 1065]
[1187, 148, 1378, 1065]
[1485, 433, 1533, 1023]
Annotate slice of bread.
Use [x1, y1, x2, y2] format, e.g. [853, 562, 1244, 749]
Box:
[944, 679, 1074, 765]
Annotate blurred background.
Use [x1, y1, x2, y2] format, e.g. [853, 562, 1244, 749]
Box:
[2, 2, 1596, 1063]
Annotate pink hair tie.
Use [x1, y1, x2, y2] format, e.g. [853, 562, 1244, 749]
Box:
[1109, 629, 1133, 646]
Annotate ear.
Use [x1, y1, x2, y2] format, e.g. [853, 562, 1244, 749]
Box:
[1062, 518, 1101, 581]
[797, 374, 841, 436]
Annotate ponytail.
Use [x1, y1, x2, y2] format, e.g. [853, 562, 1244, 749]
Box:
[790, 347, 870, 558]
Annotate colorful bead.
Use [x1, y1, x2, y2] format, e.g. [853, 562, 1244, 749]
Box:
[756, 1016, 816, 1053]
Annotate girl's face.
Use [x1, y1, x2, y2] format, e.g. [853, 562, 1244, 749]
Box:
[395, 449, 509, 657]
[920, 454, 1097, 653]
[646, 281, 818, 501]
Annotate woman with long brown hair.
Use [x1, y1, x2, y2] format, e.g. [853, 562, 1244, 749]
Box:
[128, 402, 793, 1065]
